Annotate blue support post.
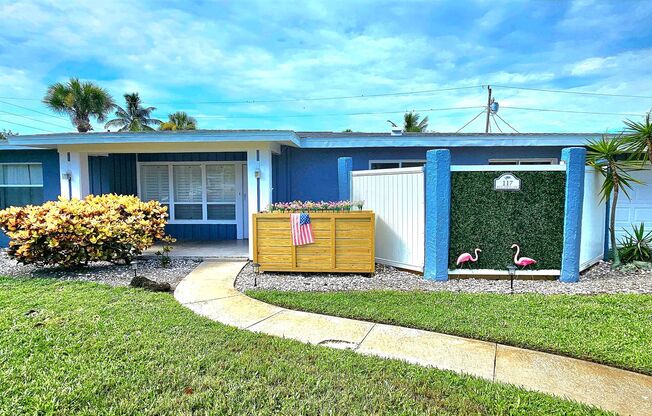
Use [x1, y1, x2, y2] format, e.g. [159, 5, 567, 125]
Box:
[337, 157, 353, 201]
[560, 147, 587, 283]
[424, 149, 451, 281]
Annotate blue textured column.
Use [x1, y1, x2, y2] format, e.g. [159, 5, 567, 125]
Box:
[424, 149, 451, 281]
[338, 157, 352, 200]
[560, 147, 586, 283]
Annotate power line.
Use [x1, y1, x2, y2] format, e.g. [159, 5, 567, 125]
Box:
[0, 86, 484, 106]
[147, 85, 485, 106]
[0, 99, 68, 121]
[490, 113, 503, 133]
[493, 112, 519, 133]
[191, 106, 483, 119]
[501, 105, 644, 117]
[0, 110, 70, 130]
[494, 85, 652, 100]
[456, 109, 487, 133]
[0, 96, 40, 101]
[0, 118, 54, 133]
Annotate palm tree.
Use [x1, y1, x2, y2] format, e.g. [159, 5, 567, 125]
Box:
[42, 78, 115, 132]
[104, 93, 162, 132]
[159, 111, 197, 131]
[403, 111, 429, 132]
[623, 111, 652, 165]
[587, 135, 642, 268]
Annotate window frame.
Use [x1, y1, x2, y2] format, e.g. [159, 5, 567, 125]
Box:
[368, 159, 426, 170]
[0, 162, 44, 210]
[137, 161, 243, 225]
[487, 158, 558, 165]
[0, 162, 44, 188]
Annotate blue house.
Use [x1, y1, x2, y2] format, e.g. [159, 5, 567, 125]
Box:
[2, 130, 650, 260]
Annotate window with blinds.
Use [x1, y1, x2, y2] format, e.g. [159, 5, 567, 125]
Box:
[140, 165, 170, 204]
[139, 163, 237, 223]
[0, 163, 44, 209]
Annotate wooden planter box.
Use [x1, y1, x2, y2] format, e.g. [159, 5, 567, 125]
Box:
[253, 211, 375, 273]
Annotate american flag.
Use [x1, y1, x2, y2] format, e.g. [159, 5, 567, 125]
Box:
[290, 213, 315, 246]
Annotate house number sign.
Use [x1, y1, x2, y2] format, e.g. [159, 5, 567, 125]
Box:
[493, 173, 521, 191]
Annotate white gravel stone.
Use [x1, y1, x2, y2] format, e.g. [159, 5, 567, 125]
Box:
[0, 249, 201, 289]
[236, 261, 652, 295]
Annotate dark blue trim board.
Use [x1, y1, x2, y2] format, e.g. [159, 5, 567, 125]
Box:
[337, 157, 352, 200]
[424, 149, 451, 281]
[560, 147, 586, 283]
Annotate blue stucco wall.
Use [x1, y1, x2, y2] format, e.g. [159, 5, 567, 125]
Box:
[89, 152, 246, 241]
[272, 146, 565, 202]
[0, 149, 60, 246]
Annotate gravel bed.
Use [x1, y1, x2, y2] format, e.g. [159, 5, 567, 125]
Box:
[236, 261, 652, 295]
[0, 250, 201, 289]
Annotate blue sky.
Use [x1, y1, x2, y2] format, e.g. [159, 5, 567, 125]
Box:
[1, 0, 652, 134]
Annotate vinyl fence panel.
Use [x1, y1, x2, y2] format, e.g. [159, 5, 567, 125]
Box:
[351, 167, 425, 271]
[579, 167, 606, 271]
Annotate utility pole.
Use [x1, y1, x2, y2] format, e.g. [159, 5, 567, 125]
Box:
[485, 85, 492, 133]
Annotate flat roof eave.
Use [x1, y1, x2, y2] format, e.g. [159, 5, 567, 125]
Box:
[5, 131, 604, 150]
[7, 130, 301, 148]
[298, 133, 601, 148]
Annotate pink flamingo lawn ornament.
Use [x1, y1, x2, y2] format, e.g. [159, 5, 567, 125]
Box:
[456, 248, 481, 268]
[511, 244, 537, 268]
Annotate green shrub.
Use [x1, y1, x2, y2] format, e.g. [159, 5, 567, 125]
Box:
[618, 223, 652, 263]
[0, 194, 169, 267]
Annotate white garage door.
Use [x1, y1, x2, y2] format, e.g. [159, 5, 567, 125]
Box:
[615, 167, 652, 240]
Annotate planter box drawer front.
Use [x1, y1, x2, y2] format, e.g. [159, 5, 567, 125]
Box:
[253, 212, 375, 273]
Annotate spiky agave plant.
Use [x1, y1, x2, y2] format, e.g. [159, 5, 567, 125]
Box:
[587, 135, 643, 268]
[618, 223, 652, 264]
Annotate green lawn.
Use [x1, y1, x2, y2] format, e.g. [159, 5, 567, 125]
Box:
[248, 290, 652, 375]
[0, 277, 608, 415]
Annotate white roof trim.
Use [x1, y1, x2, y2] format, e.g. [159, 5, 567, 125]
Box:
[8, 130, 301, 148]
[6, 131, 602, 150]
[299, 134, 600, 148]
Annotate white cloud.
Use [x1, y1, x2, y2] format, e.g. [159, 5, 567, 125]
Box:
[0, 0, 651, 134]
[569, 57, 618, 75]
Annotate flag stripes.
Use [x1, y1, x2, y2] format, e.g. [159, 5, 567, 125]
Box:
[290, 213, 315, 246]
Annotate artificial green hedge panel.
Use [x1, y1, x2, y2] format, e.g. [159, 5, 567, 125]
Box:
[449, 171, 566, 270]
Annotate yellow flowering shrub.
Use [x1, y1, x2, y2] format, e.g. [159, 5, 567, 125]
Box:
[0, 194, 169, 267]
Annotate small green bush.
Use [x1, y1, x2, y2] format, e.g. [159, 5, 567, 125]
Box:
[618, 223, 652, 263]
[0, 194, 169, 267]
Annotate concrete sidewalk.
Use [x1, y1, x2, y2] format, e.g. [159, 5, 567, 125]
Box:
[174, 261, 652, 416]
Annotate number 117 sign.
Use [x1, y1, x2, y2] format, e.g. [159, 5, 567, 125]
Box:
[493, 173, 521, 191]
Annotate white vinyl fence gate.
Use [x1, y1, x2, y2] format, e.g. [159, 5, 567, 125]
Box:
[351, 167, 425, 271]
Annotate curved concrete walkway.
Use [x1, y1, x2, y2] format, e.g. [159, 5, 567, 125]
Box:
[175, 261, 652, 416]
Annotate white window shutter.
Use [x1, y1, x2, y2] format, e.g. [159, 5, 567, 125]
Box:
[173, 165, 202, 202]
[206, 165, 236, 203]
[141, 165, 170, 202]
